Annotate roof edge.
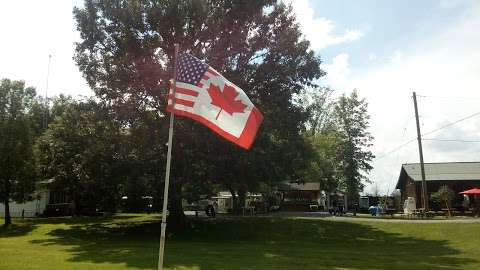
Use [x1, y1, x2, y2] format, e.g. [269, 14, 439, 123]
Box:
[402, 161, 480, 166]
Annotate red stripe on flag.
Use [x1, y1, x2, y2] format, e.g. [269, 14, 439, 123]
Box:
[175, 99, 195, 107]
[166, 106, 263, 150]
[202, 75, 210, 80]
[168, 95, 195, 108]
[176, 87, 199, 97]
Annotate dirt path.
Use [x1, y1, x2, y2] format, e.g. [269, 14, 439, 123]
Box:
[324, 216, 480, 223]
[268, 211, 480, 223]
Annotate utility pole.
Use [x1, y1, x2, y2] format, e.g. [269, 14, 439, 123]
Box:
[412, 92, 428, 211]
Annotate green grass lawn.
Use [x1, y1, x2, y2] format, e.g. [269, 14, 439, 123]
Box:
[1, 214, 479, 270]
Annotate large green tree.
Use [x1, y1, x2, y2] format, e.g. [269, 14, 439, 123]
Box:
[73, 0, 324, 225]
[0, 79, 37, 226]
[36, 98, 125, 214]
[305, 87, 335, 136]
[301, 87, 340, 195]
[334, 90, 374, 205]
[303, 131, 341, 194]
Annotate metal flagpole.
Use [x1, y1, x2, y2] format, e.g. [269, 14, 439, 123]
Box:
[158, 43, 179, 270]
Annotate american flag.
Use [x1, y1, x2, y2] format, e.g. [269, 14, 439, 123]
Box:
[168, 53, 220, 109]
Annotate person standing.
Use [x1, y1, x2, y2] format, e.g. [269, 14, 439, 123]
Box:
[205, 199, 216, 218]
[462, 194, 470, 213]
[474, 195, 480, 217]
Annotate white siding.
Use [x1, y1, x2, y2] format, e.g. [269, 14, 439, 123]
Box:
[0, 189, 49, 218]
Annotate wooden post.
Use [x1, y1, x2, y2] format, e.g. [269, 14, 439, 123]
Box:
[413, 92, 428, 211]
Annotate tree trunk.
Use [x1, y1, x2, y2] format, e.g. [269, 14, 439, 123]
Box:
[72, 192, 80, 216]
[229, 188, 239, 215]
[167, 181, 186, 232]
[4, 199, 11, 226]
[238, 189, 246, 211]
[4, 180, 12, 226]
[346, 181, 359, 209]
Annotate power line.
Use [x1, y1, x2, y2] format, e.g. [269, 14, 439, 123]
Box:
[423, 138, 480, 143]
[418, 95, 480, 100]
[376, 114, 415, 161]
[375, 111, 480, 161]
[422, 111, 480, 137]
[375, 138, 417, 161]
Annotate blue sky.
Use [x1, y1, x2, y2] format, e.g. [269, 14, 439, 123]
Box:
[289, 0, 480, 194]
[1, 0, 479, 194]
[308, 0, 475, 76]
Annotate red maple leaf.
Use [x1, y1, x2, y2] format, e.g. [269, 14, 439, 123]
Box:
[207, 83, 247, 119]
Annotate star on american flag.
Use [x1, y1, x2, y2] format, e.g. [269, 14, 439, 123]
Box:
[176, 53, 209, 85]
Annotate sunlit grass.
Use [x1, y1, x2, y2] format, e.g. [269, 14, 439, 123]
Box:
[1, 214, 479, 270]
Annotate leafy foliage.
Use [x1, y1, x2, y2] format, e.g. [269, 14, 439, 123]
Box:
[73, 0, 325, 220]
[0, 79, 37, 225]
[334, 90, 374, 204]
[303, 88, 374, 203]
[300, 87, 339, 191]
[36, 98, 125, 213]
[431, 185, 455, 217]
[305, 87, 335, 136]
[303, 131, 341, 192]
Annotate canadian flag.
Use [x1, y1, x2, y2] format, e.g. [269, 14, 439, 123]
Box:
[167, 53, 263, 149]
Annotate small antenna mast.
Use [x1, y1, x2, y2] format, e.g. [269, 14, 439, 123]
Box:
[44, 54, 52, 130]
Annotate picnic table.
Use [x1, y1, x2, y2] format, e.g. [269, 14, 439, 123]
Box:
[412, 208, 434, 218]
[242, 206, 255, 216]
[383, 208, 395, 217]
[369, 206, 395, 217]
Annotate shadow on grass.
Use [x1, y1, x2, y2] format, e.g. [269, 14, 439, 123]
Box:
[0, 214, 144, 238]
[29, 216, 478, 270]
[30, 213, 145, 225]
[0, 223, 37, 237]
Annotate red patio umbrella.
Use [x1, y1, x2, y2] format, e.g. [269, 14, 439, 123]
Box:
[459, 188, 480, 195]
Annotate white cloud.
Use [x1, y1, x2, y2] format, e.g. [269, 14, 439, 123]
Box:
[323, 53, 351, 90]
[286, 0, 363, 50]
[0, 1, 91, 98]
[439, 0, 475, 9]
[390, 51, 403, 64]
[341, 2, 480, 195]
